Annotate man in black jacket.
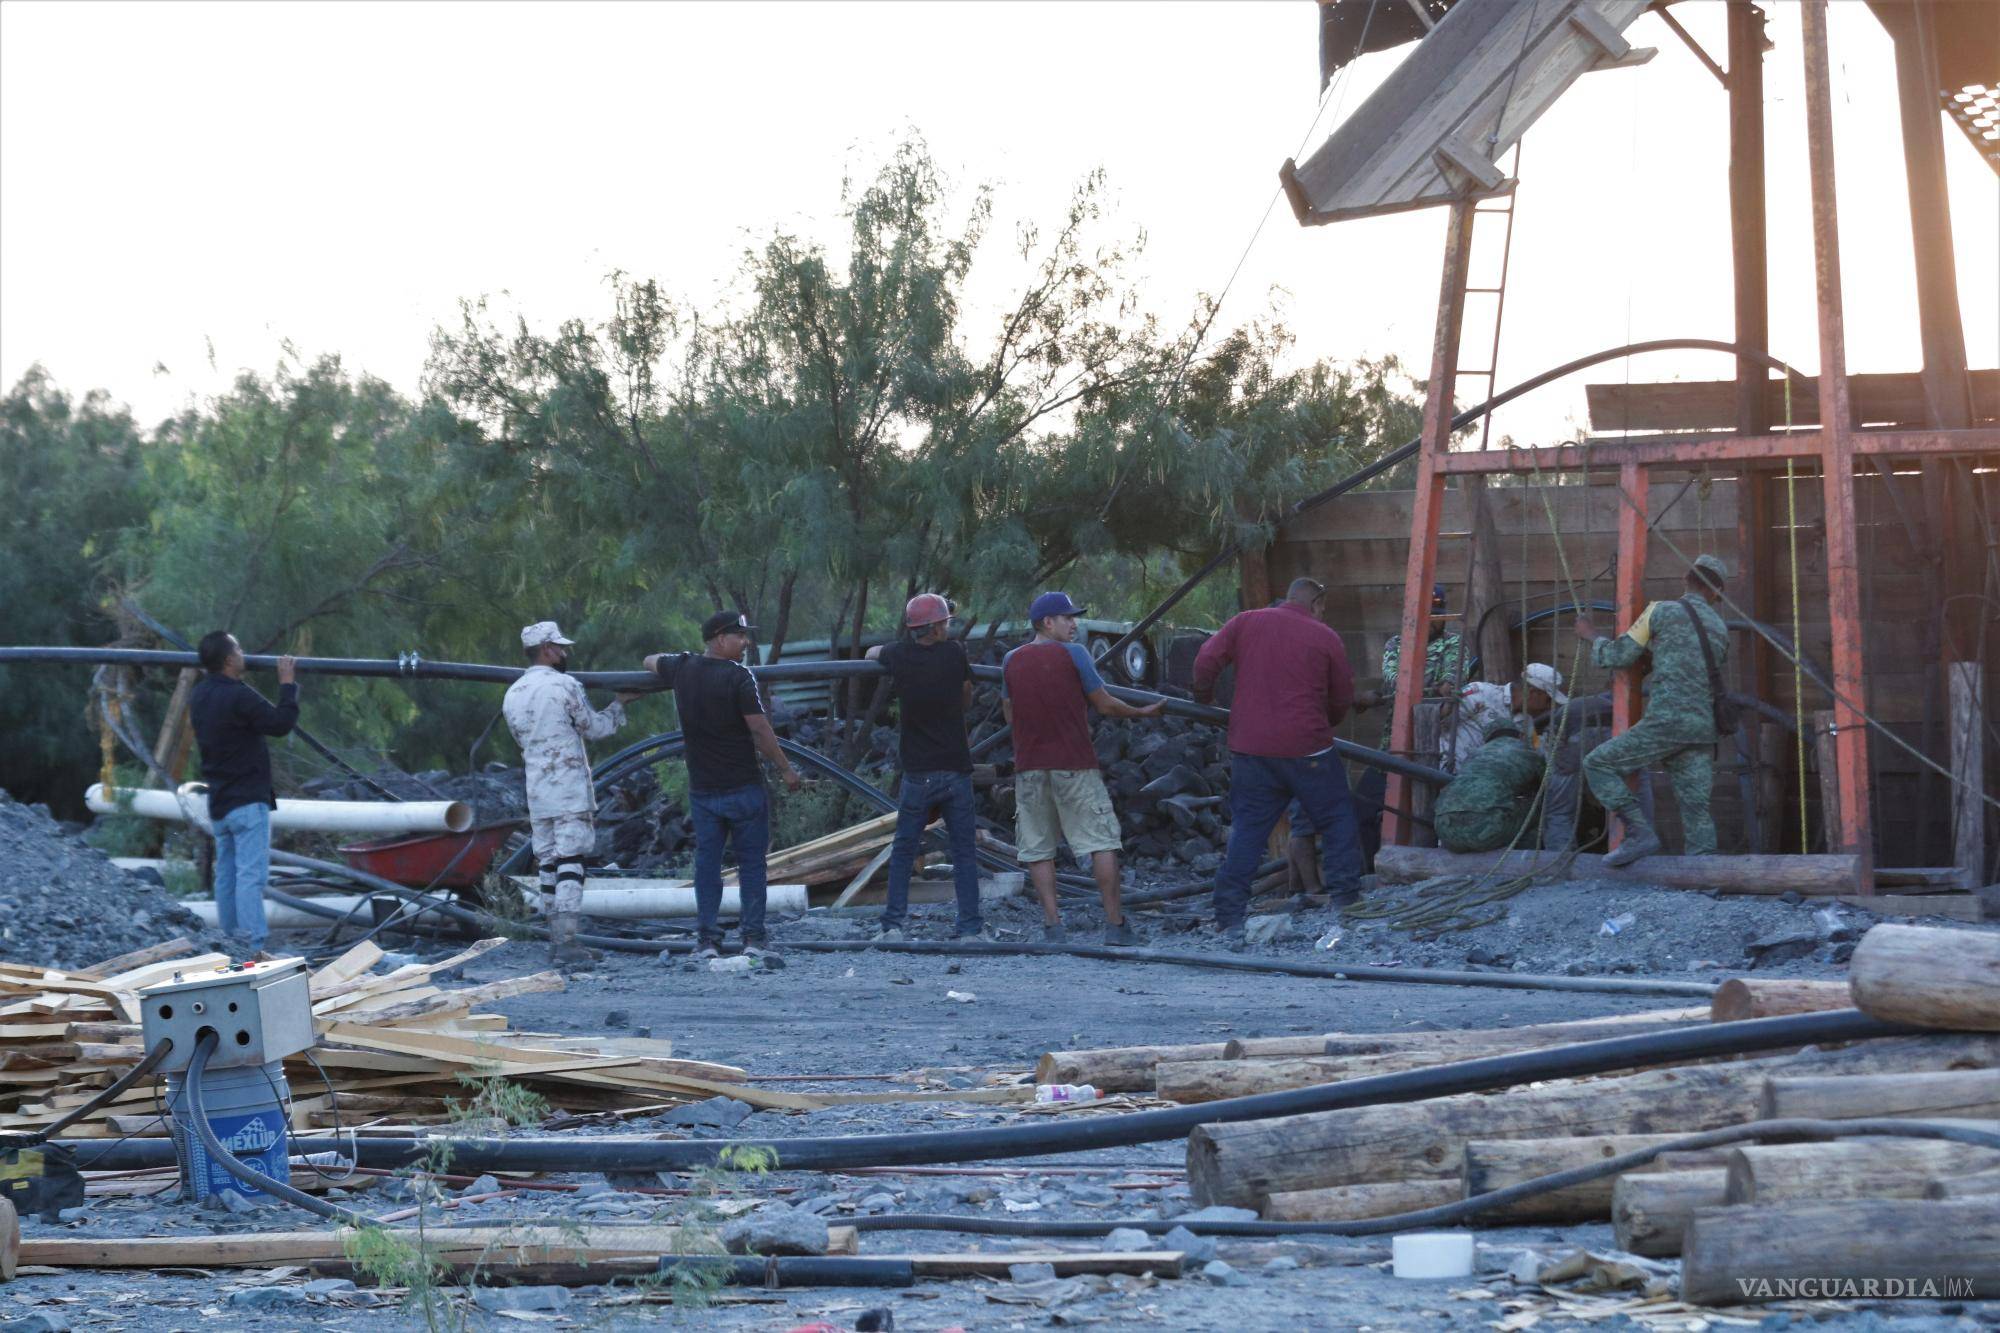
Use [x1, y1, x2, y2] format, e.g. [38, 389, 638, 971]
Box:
[190, 632, 299, 956]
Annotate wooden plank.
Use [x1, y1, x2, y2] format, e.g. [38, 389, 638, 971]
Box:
[73, 938, 197, 981]
[1950, 663, 1985, 891]
[310, 941, 385, 996]
[1375, 846, 1862, 894]
[1585, 370, 2000, 433]
[309, 939, 505, 1005]
[1835, 894, 1982, 923]
[831, 844, 897, 910]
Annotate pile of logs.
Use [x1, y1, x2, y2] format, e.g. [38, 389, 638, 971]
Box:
[1039, 923, 2000, 1304]
[0, 936, 816, 1139]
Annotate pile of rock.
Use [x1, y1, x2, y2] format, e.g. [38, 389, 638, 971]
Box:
[0, 789, 214, 968]
[301, 763, 529, 823]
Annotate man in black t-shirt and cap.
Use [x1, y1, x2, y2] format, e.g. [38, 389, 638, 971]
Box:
[865, 593, 989, 942]
[644, 611, 803, 961]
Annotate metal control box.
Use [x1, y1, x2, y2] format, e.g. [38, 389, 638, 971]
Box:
[138, 958, 314, 1072]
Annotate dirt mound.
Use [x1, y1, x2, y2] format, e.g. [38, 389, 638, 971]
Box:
[0, 789, 214, 969]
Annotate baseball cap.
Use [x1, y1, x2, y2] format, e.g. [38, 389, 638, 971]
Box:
[1691, 554, 1731, 588]
[521, 621, 574, 649]
[702, 611, 757, 641]
[1521, 662, 1568, 707]
[1029, 591, 1087, 623]
[1482, 716, 1524, 743]
[1430, 583, 1459, 617]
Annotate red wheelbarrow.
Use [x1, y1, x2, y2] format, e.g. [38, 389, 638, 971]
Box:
[338, 824, 516, 890]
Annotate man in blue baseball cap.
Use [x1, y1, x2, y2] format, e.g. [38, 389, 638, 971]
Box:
[1002, 592, 1164, 946]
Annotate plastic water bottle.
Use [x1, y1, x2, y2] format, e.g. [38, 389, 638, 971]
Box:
[1315, 926, 1344, 952]
[1598, 912, 1636, 937]
[1035, 1084, 1100, 1104]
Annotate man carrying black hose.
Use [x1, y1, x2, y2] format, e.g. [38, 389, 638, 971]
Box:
[865, 594, 989, 943]
[645, 612, 803, 962]
[190, 632, 300, 959]
[503, 621, 638, 969]
[1194, 577, 1363, 946]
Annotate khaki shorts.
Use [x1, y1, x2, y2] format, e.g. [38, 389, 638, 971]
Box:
[1014, 769, 1121, 863]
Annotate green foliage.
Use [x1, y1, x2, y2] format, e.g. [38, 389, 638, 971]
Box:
[446, 1073, 551, 1129]
[1, 133, 1422, 813]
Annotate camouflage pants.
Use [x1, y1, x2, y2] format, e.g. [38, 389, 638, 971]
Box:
[1545, 727, 1654, 850]
[1583, 719, 1716, 856]
[529, 812, 595, 913]
[1435, 802, 1537, 854]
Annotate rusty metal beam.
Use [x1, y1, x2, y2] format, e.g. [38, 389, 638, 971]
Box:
[1800, 0, 1874, 890]
[1384, 200, 1476, 847]
[1610, 462, 1652, 847]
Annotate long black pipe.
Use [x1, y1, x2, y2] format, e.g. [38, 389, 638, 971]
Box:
[0, 646, 1450, 787]
[63, 1009, 1916, 1174]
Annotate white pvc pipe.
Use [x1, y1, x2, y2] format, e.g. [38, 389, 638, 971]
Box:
[86, 783, 472, 835]
[506, 878, 809, 918]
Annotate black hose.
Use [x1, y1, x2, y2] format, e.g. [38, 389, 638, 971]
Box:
[841, 1116, 2000, 1238]
[74, 1009, 1921, 1175]
[265, 848, 1712, 998]
[183, 1029, 378, 1227]
[657, 1256, 914, 1288]
[8, 1038, 175, 1146]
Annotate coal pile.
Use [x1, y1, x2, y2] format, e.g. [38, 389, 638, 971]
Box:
[0, 789, 215, 968]
[301, 763, 529, 823]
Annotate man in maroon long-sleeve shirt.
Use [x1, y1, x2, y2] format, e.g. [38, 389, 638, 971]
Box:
[1193, 577, 1365, 939]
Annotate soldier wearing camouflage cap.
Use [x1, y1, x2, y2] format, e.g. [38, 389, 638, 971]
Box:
[1572, 554, 1732, 866]
[1433, 716, 1548, 853]
[503, 621, 639, 967]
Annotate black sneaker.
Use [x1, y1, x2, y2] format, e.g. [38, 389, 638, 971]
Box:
[1102, 921, 1144, 948]
[1042, 922, 1068, 943]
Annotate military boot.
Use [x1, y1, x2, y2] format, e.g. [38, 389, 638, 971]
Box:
[1601, 811, 1664, 868]
[547, 911, 602, 969]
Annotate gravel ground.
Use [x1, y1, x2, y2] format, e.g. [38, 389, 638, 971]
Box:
[0, 790, 216, 969]
[15, 876, 2000, 1331]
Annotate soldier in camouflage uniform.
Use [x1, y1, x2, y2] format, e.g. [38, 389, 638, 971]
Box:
[1353, 583, 1467, 865]
[1434, 718, 1549, 853]
[1574, 554, 1731, 867]
[502, 621, 638, 966]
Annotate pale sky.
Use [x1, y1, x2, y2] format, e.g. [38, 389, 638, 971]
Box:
[2, 1, 1994, 446]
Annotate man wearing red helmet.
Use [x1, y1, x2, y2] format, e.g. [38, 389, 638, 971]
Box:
[865, 594, 989, 941]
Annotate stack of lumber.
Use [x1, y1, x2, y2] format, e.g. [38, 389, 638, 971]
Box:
[0, 936, 822, 1139]
[730, 811, 931, 890]
[1143, 924, 2000, 1305]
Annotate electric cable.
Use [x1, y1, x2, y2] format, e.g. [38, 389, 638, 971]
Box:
[71, 1008, 1916, 1175]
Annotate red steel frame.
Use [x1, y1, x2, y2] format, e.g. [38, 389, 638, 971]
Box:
[1377, 0, 2000, 888]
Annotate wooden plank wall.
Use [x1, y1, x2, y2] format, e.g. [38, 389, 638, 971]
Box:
[1261, 471, 1994, 867]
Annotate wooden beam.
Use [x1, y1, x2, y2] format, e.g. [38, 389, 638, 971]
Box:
[1652, 0, 1728, 88]
[1951, 663, 1987, 891]
[1584, 370, 2000, 434]
[1431, 426, 2000, 474]
[1800, 0, 1873, 884]
[1374, 845, 1864, 894]
[1463, 476, 1517, 683]
[1886, 0, 1975, 432]
[1386, 200, 1475, 846]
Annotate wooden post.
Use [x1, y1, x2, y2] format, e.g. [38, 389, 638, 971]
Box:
[1412, 699, 1442, 849]
[1607, 461, 1650, 844]
[1727, 0, 1770, 439]
[1951, 663, 1986, 890]
[1464, 476, 1516, 684]
[1384, 200, 1475, 846]
[1238, 544, 1273, 614]
[1813, 708, 1839, 856]
[1799, 0, 1874, 887]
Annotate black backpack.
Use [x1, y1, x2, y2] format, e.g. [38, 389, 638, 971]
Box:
[1674, 597, 1740, 739]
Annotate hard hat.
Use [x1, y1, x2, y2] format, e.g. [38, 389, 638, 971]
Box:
[905, 593, 951, 628]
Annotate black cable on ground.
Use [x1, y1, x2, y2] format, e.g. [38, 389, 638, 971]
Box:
[73, 1009, 1920, 1175]
[183, 1030, 379, 1228]
[843, 1116, 2000, 1238]
[265, 848, 1712, 998]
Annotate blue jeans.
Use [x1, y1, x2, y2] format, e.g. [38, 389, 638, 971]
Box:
[883, 771, 982, 934]
[1212, 752, 1363, 927]
[691, 783, 769, 945]
[211, 802, 272, 953]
